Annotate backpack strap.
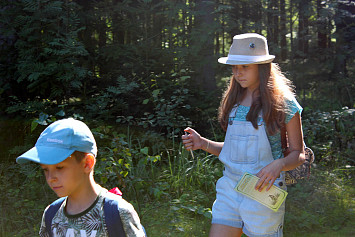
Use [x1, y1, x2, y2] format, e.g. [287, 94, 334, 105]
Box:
[45, 197, 66, 237]
[104, 196, 126, 237]
[281, 125, 289, 157]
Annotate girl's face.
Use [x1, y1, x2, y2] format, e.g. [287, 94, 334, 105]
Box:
[232, 64, 260, 91]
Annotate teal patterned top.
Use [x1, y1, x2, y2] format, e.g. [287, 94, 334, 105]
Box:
[229, 97, 303, 160]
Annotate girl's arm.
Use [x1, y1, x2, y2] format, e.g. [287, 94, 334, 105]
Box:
[280, 112, 306, 169]
[182, 127, 224, 156]
[255, 112, 305, 191]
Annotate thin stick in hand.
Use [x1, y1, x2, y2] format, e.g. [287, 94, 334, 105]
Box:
[185, 132, 195, 159]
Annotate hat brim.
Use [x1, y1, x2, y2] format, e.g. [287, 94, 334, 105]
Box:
[16, 145, 75, 165]
[218, 55, 275, 65]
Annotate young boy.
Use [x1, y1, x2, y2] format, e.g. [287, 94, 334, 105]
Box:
[16, 118, 146, 237]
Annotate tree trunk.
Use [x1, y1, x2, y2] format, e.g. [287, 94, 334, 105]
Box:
[98, 14, 107, 76]
[194, 0, 217, 92]
[297, 0, 309, 57]
[333, 0, 355, 76]
[251, 0, 262, 34]
[289, 0, 293, 60]
[316, 0, 327, 49]
[112, 0, 125, 45]
[267, 0, 273, 44]
[280, 0, 287, 61]
[272, 0, 279, 47]
[241, 0, 248, 32]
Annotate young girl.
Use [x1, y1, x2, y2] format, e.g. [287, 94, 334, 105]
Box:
[182, 33, 305, 237]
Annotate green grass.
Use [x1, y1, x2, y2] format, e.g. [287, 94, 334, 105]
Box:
[140, 201, 210, 236]
[138, 185, 354, 237]
[139, 151, 354, 237]
[288, 229, 354, 237]
[136, 155, 354, 237]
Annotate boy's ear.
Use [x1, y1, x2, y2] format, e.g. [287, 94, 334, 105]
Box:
[83, 153, 96, 172]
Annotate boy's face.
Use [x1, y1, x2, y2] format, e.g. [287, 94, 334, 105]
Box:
[40, 155, 88, 198]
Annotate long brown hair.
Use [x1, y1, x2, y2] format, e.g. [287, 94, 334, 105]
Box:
[218, 63, 295, 135]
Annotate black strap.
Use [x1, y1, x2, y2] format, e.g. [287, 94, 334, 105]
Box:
[104, 197, 126, 237]
[45, 197, 66, 237]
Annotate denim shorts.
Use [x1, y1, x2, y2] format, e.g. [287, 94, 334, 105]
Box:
[211, 176, 286, 237]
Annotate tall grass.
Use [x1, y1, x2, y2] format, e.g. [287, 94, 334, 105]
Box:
[165, 145, 221, 196]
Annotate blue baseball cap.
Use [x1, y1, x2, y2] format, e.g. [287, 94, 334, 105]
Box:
[16, 118, 97, 165]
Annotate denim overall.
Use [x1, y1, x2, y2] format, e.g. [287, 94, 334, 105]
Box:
[212, 105, 286, 237]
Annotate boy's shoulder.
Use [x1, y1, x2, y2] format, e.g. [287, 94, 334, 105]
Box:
[102, 188, 130, 208]
[41, 187, 144, 237]
[102, 189, 141, 221]
[100, 188, 145, 237]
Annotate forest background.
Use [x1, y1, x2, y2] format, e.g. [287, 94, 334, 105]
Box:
[0, 0, 354, 236]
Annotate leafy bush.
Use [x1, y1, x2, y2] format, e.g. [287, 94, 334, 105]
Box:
[0, 162, 56, 236]
[302, 107, 355, 169]
[6, 0, 89, 105]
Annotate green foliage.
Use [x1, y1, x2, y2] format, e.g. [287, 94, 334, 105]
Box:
[85, 70, 194, 136]
[11, 0, 88, 102]
[302, 107, 355, 169]
[0, 162, 56, 236]
[84, 76, 140, 121]
[1, 0, 354, 132]
[0, 0, 354, 236]
[163, 147, 222, 198]
[90, 124, 166, 210]
[136, 70, 193, 135]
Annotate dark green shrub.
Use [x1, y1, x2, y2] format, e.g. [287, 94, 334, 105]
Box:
[302, 107, 355, 169]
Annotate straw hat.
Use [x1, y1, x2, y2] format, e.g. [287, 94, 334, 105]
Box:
[218, 33, 275, 65]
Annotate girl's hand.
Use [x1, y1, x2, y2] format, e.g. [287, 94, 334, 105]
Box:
[255, 159, 284, 192]
[181, 127, 202, 151]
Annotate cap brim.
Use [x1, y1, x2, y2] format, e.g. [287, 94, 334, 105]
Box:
[218, 56, 275, 65]
[16, 146, 75, 165]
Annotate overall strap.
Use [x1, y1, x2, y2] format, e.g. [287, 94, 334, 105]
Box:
[104, 197, 126, 237]
[45, 197, 66, 237]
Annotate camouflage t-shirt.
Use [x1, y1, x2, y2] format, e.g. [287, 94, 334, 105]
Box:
[39, 188, 145, 237]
